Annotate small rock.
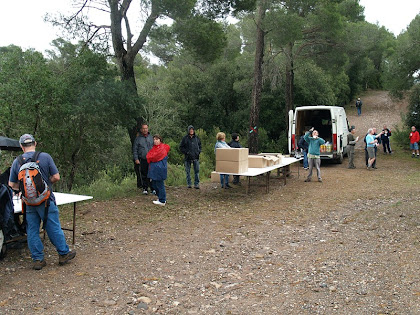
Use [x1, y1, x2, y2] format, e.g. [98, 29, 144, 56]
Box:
[137, 303, 148, 310]
[255, 253, 264, 259]
[329, 286, 337, 292]
[138, 296, 152, 304]
[102, 299, 116, 306]
[320, 283, 328, 288]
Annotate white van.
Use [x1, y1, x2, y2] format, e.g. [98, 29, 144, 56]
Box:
[288, 106, 350, 163]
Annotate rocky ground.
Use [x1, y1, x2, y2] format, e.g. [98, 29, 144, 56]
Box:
[1, 91, 419, 314]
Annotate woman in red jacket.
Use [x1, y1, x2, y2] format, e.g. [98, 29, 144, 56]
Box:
[409, 126, 420, 158]
[146, 135, 170, 205]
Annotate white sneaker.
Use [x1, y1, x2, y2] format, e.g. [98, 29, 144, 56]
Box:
[153, 200, 166, 206]
[142, 189, 148, 195]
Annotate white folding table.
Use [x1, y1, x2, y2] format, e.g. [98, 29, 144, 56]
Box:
[217, 157, 302, 194]
[13, 192, 93, 244]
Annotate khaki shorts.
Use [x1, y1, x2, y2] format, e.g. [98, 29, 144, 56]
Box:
[367, 147, 375, 158]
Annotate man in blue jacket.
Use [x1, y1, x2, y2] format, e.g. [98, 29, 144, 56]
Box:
[304, 128, 325, 182]
[179, 125, 202, 189]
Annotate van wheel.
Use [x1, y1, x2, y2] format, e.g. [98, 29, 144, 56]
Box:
[0, 229, 6, 260]
[336, 153, 343, 164]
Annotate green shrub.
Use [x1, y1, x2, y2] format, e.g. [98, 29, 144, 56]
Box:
[72, 172, 137, 200]
[392, 126, 411, 150]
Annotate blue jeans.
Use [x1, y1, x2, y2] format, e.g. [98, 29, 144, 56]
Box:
[26, 201, 69, 261]
[152, 180, 166, 203]
[184, 159, 200, 187]
[219, 174, 229, 187]
[303, 151, 308, 168]
[357, 107, 362, 116]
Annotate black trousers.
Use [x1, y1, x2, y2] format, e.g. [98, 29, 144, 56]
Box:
[134, 159, 151, 190]
[382, 140, 392, 153]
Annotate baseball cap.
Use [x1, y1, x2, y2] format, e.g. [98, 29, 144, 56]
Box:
[19, 134, 35, 145]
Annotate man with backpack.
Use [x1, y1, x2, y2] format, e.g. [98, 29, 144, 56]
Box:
[8, 134, 75, 270]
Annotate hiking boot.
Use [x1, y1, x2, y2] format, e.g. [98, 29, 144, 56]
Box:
[304, 178, 311, 182]
[33, 260, 46, 270]
[225, 184, 232, 189]
[59, 250, 76, 265]
[153, 200, 166, 206]
[187, 185, 192, 189]
[194, 185, 200, 189]
[142, 189, 148, 195]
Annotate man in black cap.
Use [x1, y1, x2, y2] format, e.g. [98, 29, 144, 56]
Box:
[8, 134, 76, 270]
[179, 125, 201, 189]
[347, 126, 359, 169]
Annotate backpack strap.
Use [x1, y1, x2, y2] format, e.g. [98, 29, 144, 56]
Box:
[17, 151, 42, 166]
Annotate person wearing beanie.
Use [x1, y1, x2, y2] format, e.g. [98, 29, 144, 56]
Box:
[228, 133, 242, 185]
[347, 126, 359, 169]
[179, 125, 202, 189]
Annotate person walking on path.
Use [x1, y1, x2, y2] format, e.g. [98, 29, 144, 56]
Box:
[381, 125, 392, 154]
[228, 133, 242, 185]
[133, 123, 154, 195]
[214, 132, 232, 189]
[298, 131, 309, 170]
[347, 126, 359, 169]
[303, 128, 325, 182]
[179, 125, 202, 189]
[355, 97, 363, 116]
[365, 128, 383, 170]
[8, 134, 76, 270]
[409, 126, 420, 158]
[147, 135, 170, 206]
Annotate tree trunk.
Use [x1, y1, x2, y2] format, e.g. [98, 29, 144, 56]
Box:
[109, 0, 159, 146]
[249, 0, 266, 154]
[285, 42, 294, 128]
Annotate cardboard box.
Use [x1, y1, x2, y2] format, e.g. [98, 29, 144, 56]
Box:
[216, 148, 249, 161]
[211, 171, 219, 182]
[215, 160, 248, 174]
[248, 155, 270, 168]
[258, 153, 283, 165]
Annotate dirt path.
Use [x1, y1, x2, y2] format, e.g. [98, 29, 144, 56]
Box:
[1, 91, 419, 314]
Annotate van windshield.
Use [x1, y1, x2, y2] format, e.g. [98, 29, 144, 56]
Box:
[296, 109, 333, 143]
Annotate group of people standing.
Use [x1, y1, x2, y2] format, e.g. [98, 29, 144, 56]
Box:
[347, 125, 392, 170]
[133, 123, 244, 204]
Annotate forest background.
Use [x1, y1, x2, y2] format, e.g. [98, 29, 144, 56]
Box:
[0, 0, 419, 198]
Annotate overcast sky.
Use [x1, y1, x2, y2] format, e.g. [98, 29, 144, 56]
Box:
[0, 0, 419, 54]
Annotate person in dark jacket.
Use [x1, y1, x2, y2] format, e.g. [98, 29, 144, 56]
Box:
[381, 124, 392, 154]
[228, 133, 242, 185]
[355, 97, 362, 116]
[133, 124, 154, 194]
[297, 132, 309, 169]
[179, 125, 202, 189]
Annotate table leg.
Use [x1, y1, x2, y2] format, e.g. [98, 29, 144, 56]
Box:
[246, 176, 250, 194]
[266, 171, 271, 193]
[72, 202, 76, 245]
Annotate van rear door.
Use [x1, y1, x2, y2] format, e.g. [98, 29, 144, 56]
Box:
[288, 110, 294, 154]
